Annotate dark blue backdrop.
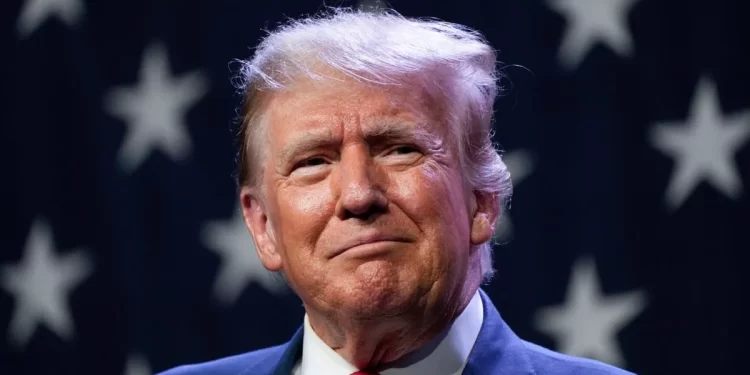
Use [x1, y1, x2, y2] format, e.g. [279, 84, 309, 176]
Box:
[2, 0, 748, 374]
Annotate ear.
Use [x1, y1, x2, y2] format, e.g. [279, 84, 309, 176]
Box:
[469, 191, 500, 246]
[240, 187, 283, 272]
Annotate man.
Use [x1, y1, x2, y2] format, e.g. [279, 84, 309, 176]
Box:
[160, 8, 635, 375]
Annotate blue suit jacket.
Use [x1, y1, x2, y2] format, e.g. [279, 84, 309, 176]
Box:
[159, 290, 635, 375]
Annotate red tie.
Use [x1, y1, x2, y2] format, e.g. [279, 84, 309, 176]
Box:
[351, 372, 379, 375]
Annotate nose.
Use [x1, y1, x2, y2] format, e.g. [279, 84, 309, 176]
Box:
[334, 146, 388, 221]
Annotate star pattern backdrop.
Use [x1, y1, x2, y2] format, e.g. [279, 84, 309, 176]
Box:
[1, 0, 748, 374]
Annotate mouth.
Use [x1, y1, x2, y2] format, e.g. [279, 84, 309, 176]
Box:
[330, 233, 411, 259]
[339, 240, 406, 258]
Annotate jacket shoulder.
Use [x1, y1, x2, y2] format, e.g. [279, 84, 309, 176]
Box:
[521, 340, 636, 375]
[157, 344, 287, 375]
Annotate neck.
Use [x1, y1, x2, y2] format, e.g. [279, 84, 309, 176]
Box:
[304, 280, 481, 370]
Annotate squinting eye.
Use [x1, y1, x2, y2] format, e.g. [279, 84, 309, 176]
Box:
[294, 157, 327, 170]
[390, 146, 419, 155]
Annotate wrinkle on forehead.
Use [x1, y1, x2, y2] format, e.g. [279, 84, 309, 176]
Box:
[275, 117, 445, 167]
[264, 76, 454, 168]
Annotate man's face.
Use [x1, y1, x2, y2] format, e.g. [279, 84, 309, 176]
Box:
[243, 78, 491, 318]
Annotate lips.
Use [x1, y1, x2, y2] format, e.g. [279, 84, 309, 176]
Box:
[330, 231, 411, 258]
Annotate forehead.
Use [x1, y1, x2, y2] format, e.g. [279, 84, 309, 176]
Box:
[264, 78, 445, 138]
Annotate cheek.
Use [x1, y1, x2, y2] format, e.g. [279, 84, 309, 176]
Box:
[396, 163, 466, 219]
[392, 163, 471, 254]
[395, 165, 471, 286]
[275, 183, 333, 254]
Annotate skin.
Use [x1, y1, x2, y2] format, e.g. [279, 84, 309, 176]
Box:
[240, 77, 498, 371]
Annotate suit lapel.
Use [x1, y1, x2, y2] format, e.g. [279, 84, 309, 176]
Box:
[271, 327, 304, 375]
[462, 289, 535, 375]
[238, 327, 304, 375]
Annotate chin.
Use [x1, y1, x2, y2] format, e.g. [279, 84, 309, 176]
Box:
[334, 261, 424, 317]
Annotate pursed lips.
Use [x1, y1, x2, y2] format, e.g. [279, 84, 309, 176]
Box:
[330, 231, 411, 258]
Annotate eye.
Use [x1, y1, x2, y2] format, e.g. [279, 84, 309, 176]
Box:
[292, 157, 328, 171]
[388, 145, 420, 156]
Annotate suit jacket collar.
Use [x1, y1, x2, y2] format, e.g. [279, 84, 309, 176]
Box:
[264, 288, 533, 375]
[270, 327, 303, 375]
[462, 289, 534, 375]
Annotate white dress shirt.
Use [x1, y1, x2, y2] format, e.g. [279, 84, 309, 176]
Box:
[292, 290, 484, 375]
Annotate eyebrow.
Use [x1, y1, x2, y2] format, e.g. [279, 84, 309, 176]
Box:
[364, 119, 440, 148]
[278, 128, 338, 167]
[277, 118, 444, 166]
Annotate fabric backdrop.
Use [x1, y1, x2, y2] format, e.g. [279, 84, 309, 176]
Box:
[2, 0, 748, 374]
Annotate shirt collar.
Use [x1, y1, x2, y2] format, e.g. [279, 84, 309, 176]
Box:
[296, 290, 484, 375]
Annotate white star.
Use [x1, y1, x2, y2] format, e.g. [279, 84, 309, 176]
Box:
[104, 42, 208, 172]
[494, 149, 535, 242]
[124, 353, 151, 375]
[1, 219, 93, 348]
[202, 204, 287, 306]
[16, 0, 84, 39]
[534, 257, 645, 367]
[547, 0, 639, 69]
[649, 78, 750, 211]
